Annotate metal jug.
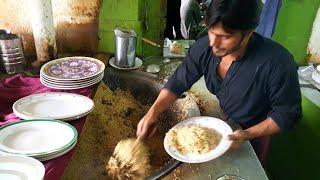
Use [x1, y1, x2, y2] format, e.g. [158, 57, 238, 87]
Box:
[114, 28, 137, 68]
[0, 33, 24, 74]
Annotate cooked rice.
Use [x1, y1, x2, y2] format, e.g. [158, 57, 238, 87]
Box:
[166, 124, 222, 154]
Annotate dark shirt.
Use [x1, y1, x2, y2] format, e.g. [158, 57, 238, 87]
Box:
[164, 32, 302, 130]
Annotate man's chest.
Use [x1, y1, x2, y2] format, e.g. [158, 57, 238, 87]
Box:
[205, 60, 268, 103]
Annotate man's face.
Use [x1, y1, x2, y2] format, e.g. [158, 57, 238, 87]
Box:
[208, 22, 245, 57]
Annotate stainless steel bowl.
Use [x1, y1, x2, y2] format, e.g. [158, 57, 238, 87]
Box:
[216, 174, 246, 180]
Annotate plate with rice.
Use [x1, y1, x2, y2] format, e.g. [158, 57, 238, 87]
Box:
[164, 116, 233, 163]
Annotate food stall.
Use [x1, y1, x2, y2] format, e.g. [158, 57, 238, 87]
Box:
[0, 0, 319, 179]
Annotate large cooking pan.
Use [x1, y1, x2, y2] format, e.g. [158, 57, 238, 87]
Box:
[103, 67, 201, 179]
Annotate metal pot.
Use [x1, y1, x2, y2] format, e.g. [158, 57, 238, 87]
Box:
[0, 34, 22, 49]
[1, 52, 22, 59]
[2, 61, 23, 74]
[1, 56, 24, 63]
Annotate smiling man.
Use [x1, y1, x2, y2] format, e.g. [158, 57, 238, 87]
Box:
[137, 0, 302, 164]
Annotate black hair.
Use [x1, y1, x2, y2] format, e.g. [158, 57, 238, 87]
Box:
[206, 0, 263, 31]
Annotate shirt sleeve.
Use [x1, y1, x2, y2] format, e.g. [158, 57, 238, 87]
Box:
[164, 45, 203, 96]
[267, 53, 302, 131]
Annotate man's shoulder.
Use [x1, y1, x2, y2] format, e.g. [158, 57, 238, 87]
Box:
[190, 35, 210, 53]
[254, 33, 295, 66]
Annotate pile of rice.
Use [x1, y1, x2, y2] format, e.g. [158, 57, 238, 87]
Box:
[166, 124, 222, 154]
[107, 138, 151, 180]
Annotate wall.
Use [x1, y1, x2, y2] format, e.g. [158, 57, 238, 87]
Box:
[97, 0, 166, 56]
[268, 1, 320, 179]
[0, 0, 101, 63]
[308, 7, 320, 64]
[273, 0, 320, 65]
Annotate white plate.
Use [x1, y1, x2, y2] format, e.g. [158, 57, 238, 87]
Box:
[55, 107, 94, 121]
[164, 116, 233, 163]
[13, 92, 94, 120]
[58, 107, 93, 121]
[109, 57, 143, 70]
[40, 56, 105, 81]
[0, 155, 45, 180]
[37, 139, 77, 162]
[312, 70, 320, 84]
[40, 74, 103, 90]
[31, 138, 77, 159]
[0, 119, 77, 156]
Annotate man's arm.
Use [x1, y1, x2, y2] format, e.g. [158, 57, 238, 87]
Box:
[229, 52, 302, 149]
[137, 43, 204, 138]
[228, 117, 280, 150]
[246, 117, 280, 139]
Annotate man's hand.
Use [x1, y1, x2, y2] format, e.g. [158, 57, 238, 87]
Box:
[227, 117, 281, 151]
[228, 129, 250, 151]
[136, 113, 158, 139]
[136, 89, 179, 139]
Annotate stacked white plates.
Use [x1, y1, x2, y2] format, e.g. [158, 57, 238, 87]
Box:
[13, 92, 94, 121]
[0, 119, 78, 162]
[40, 56, 105, 90]
[0, 155, 45, 180]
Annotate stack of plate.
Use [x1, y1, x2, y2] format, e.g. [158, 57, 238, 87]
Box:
[0, 119, 78, 162]
[13, 92, 94, 121]
[40, 56, 105, 90]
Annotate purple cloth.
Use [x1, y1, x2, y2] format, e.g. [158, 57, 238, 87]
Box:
[0, 74, 94, 180]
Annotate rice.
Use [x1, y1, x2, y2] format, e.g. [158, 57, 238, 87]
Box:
[166, 124, 222, 154]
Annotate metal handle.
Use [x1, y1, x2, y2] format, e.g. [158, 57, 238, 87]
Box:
[300, 83, 320, 91]
[141, 38, 161, 48]
[146, 158, 181, 180]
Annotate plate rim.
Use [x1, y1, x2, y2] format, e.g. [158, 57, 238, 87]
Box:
[109, 57, 143, 70]
[0, 155, 45, 179]
[13, 92, 94, 120]
[37, 139, 77, 161]
[164, 116, 233, 163]
[40, 71, 103, 83]
[40, 72, 103, 86]
[0, 119, 78, 156]
[40, 56, 105, 81]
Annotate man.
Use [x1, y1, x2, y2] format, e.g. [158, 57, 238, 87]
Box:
[137, 0, 302, 164]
